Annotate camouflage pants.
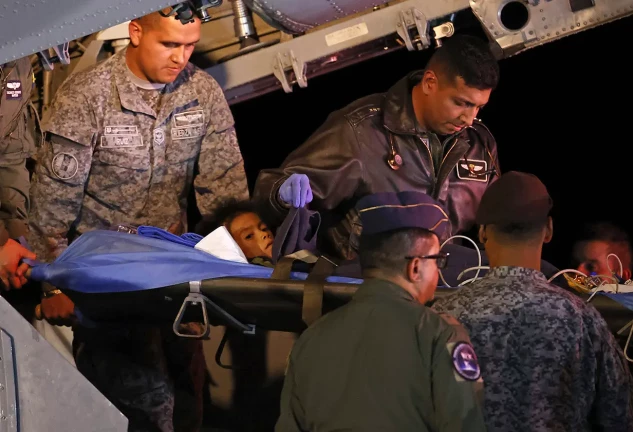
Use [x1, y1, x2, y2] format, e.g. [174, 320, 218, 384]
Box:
[73, 325, 206, 432]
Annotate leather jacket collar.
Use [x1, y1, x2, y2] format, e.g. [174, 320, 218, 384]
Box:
[382, 71, 425, 136]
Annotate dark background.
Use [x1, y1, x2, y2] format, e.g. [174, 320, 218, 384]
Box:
[229, 14, 633, 270]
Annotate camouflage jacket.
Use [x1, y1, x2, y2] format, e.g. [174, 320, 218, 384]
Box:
[28, 49, 248, 261]
[432, 266, 633, 432]
[0, 57, 37, 245]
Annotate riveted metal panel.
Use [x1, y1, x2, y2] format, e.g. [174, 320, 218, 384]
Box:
[0, 0, 174, 64]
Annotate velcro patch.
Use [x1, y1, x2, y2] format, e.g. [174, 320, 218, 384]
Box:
[171, 125, 204, 140]
[5, 80, 22, 100]
[153, 128, 165, 146]
[51, 152, 79, 180]
[451, 342, 481, 381]
[173, 109, 204, 128]
[105, 125, 138, 135]
[100, 134, 144, 149]
[456, 159, 488, 182]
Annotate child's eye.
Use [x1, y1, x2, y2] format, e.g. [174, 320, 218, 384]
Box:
[245, 233, 253, 240]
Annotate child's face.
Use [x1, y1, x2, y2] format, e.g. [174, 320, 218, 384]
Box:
[228, 212, 274, 259]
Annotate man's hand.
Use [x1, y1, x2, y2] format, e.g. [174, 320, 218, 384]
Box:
[279, 174, 313, 208]
[37, 292, 76, 327]
[0, 238, 36, 290]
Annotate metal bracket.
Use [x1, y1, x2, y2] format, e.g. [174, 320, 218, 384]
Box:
[272, 50, 307, 94]
[432, 21, 455, 47]
[172, 281, 256, 339]
[396, 8, 430, 51]
[0, 329, 18, 432]
[37, 43, 71, 71]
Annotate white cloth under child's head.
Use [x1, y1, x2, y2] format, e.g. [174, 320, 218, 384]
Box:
[194, 226, 248, 263]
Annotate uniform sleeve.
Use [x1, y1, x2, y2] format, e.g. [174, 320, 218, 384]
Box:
[275, 356, 306, 432]
[28, 132, 94, 262]
[0, 156, 30, 241]
[0, 58, 37, 244]
[195, 82, 249, 215]
[252, 111, 364, 226]
[428, 313, 487, 432]
[586, 306, 633, 431]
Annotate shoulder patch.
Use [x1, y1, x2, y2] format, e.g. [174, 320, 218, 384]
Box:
[451, 342, 481, 381]
[51, 152, 79, 180]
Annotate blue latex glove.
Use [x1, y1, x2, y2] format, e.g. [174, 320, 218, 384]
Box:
[279, 174, 313, 208]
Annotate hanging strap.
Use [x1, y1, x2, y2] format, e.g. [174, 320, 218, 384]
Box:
[302, 256, 337, 327]
[269, 254, 338, 326]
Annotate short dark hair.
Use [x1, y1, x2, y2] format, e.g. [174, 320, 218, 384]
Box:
[427, 34, 500, 90]
[487, 218, 549, 243]
[195, 199, 261, 236]
[572, 221, 632, 267]
[359, 228, 437, 275]
[577, 221, 630, 245]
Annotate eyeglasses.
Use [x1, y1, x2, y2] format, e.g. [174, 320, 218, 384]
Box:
[404, 252, 449, 269]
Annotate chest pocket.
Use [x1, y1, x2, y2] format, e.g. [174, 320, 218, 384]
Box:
[165, 108, 205, 164]
[97, 148, 150, 170]
[165, 141, 200, 165]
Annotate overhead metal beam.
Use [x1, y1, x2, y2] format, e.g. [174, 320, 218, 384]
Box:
[205, 0, 469, 104]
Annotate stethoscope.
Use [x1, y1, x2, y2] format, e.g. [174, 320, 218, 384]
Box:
[386, 129, 500, 179]
[386, 134, 403, 170]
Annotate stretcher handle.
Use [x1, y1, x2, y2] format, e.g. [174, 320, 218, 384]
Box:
[172, 292, 255, 339]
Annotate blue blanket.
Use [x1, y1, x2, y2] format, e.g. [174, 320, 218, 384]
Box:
[29, 230, 362, 294]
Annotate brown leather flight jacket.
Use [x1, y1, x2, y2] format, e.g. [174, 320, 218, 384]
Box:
[253, 71, 500, 260]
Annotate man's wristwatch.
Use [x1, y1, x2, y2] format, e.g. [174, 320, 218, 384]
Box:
[42, 288, 62, 299]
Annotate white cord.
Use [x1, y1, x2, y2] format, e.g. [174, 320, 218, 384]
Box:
[607, 253, 624, 278]
[457, 266, 490, 283]
[587, 288, 607, 303]
[439, 235, 482, 288]
[624, 321, 633, 363]
[593, 274, 619, 286]
[547, 269, 588, 283]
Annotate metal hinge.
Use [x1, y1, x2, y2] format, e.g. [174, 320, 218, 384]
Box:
[38, 43, 70, 71]
[396, 8, 431, 51]
[272, 50, 307, 93]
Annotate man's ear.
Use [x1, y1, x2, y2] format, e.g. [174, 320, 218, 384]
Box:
[421, 70, 438, 95]
[478, 225, 486, 245]
[128, 20, 143, 47]
[543, 217, 554, 244]
[406, 258, 422, 283]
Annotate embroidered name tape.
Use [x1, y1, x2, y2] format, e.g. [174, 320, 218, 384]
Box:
[172, 125, 204, 140]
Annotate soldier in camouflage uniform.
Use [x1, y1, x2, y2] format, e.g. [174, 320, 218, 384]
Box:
[432, 171, 633, 432]
[0, 57, 38, 289]
[276, 191, 486, 432]
[28, 9, 248, 432]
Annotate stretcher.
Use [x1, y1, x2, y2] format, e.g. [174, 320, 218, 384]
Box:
[28, 229, 633, 338]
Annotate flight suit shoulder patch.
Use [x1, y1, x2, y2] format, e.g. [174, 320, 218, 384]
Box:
[447, 341, 481, 382]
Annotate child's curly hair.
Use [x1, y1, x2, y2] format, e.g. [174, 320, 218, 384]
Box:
[195, 199, 268, 236]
